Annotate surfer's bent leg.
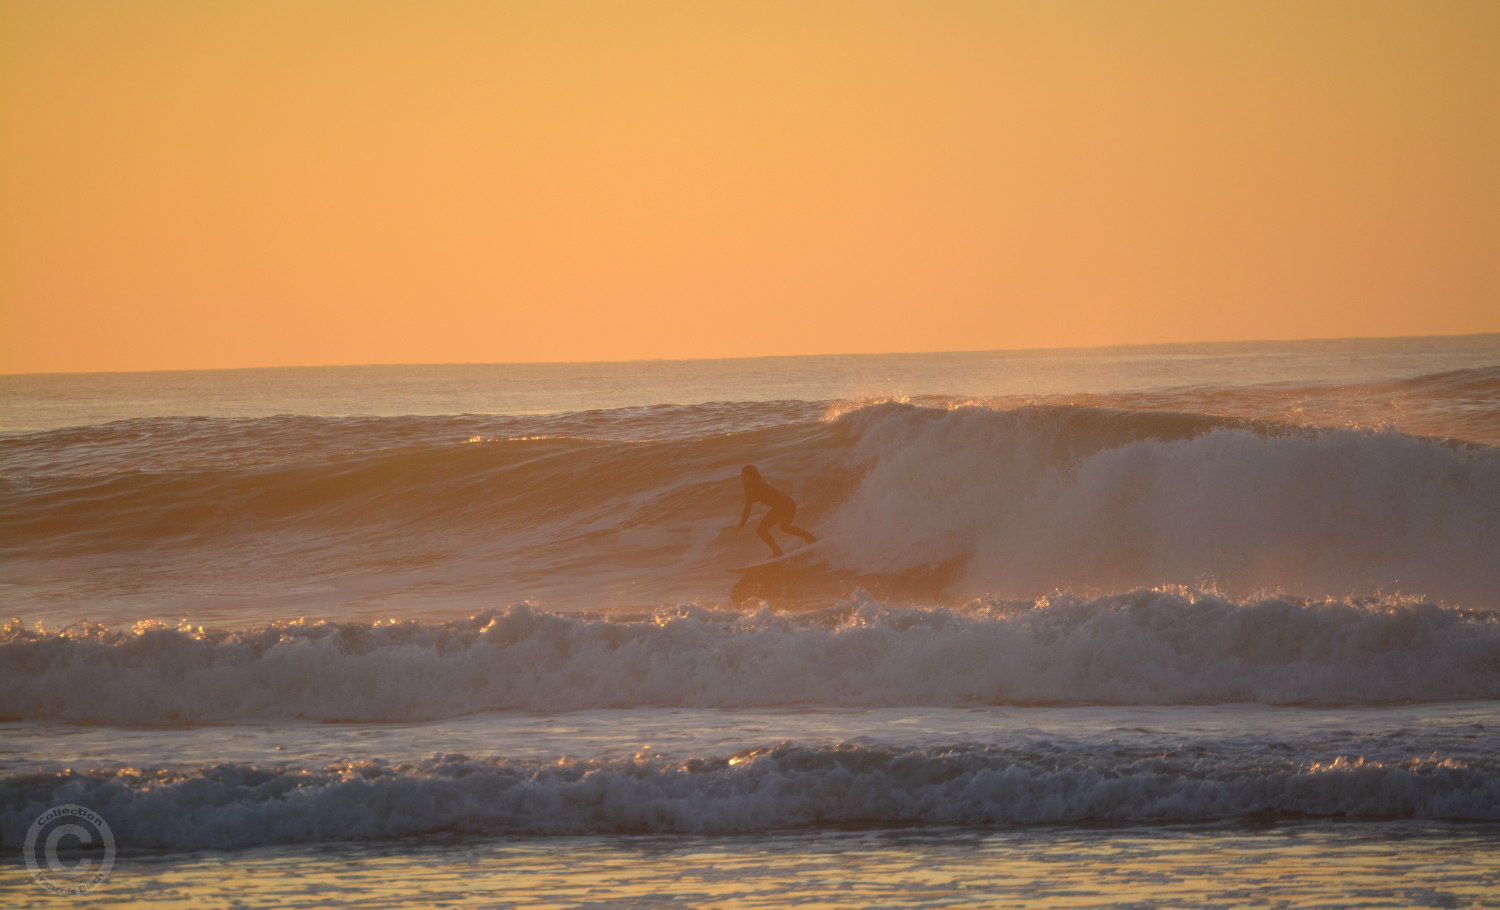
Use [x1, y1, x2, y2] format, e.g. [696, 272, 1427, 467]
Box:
[785, 524, 817, 543]
[757, 509, 785, 557]
[778, 502, 817, 544]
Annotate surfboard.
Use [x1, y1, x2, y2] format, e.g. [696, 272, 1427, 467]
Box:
[728, 539, 829, 573]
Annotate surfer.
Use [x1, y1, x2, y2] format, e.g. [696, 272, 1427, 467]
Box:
[736, 465, 817, 558]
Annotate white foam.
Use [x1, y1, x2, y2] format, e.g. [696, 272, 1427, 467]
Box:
[825, 405, 1500, 605]
[2, 740, 1495, 850]
[4, 591, 1497, 724]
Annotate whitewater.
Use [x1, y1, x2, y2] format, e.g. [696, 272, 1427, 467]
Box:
[2, 335, 1499, 907]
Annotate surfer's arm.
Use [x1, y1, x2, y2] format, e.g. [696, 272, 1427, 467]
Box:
[737, 495, 752, 528]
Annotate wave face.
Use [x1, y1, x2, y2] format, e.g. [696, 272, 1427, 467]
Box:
[3, 592, 1497, 723]
[2, 369, 1498, 619]
[3, 739, 1496, 850]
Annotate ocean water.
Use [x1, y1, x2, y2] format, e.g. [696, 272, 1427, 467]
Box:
[2, 335, 1498, 907]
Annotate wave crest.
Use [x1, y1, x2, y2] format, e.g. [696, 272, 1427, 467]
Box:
[3, 591, 1496, 723]
[3, 739, 1495, 850]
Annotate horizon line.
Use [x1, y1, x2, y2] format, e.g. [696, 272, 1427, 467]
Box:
[4, 330, 1497, 379]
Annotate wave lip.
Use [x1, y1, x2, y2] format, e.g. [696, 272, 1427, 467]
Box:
[4, 591, 1498, 724]
[2, 741, 1495, 850]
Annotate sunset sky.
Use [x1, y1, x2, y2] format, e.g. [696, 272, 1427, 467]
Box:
[2, 0, 1497, 374]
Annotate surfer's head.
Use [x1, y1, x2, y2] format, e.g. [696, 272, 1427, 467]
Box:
[741, 465, 760, 481]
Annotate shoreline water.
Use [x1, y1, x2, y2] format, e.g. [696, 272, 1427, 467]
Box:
[8, 820, 1500, 909]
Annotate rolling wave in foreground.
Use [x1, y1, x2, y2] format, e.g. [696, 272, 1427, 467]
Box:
[4, 739, 1495, 851]
[3, 591, 1497, 724]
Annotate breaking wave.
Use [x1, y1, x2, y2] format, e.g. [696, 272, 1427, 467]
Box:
[3, 591, 1497, 724]
[3, 738, 1496, 850]
[822, 402, 1500, 605]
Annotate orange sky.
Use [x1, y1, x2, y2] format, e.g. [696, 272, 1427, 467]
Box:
[2, 0, 1498, 373]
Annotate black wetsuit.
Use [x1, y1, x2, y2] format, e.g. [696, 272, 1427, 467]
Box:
[745, 478, 796, 524]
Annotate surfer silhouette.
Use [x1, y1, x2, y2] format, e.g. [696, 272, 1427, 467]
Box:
[736, 465, 817, 558]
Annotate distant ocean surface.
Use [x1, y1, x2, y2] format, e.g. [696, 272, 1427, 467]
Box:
[3, 335, 1499, 907]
